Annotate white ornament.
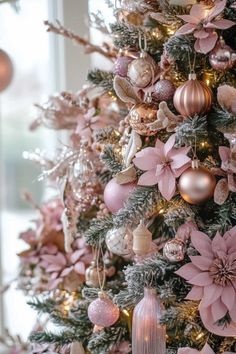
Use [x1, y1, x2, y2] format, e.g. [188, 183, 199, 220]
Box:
[105, 227, 133, 258]
[132, 221, 152, 256]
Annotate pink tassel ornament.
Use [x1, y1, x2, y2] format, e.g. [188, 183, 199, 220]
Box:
[132, 288, 166, 354]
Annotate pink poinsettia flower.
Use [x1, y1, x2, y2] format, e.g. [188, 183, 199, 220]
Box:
[213, 146, 236, 205]
[40, 238, 93, 290]
[175, 0, 235, 53]
[76, 107, 106, 143]
[176, 226, 236, 335]
[178, 342, 236, 354]
[133, 134, 191, 200]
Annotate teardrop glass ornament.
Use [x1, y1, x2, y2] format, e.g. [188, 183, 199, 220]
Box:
[132, 288, 166, 354]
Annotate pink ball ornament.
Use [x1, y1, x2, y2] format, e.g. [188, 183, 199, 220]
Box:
[104, 178, 136, 213]
[113, 56, 134, 77]
[153, 78, 175, 102]
[88, 292, 120, 327]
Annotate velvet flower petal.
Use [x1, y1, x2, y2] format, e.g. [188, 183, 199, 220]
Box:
[133, 134, 190, 200]
[176, 227, 236, 336]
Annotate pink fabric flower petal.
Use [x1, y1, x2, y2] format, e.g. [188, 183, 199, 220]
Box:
[174, 162, 191, 178]
[211, 232, 227, 257]
[171, 154, 191, 170]
[70, 249, 86, 264]
[207, 0, 226, 21]
[133, 147, 160, 170]
[188, 272, 213, 286]
[185, 285, 203, 300]
[175, 23, 196, 36]
[61, 266, 73, 277]
[178, 15, 200, 24]
[211, 298, 228, 322]
[229, 299, 236, 322]
[194, 29, 209, 39]
[201, 283, 223, 307]
[178, 349, 199, 354]
[164, 134, 176, 157]
[175, 263, 201, 281]
[155, 138, 165, 150]
[74, 261, 86, 275]
[138, 170, 158, 186]
[198, 32, 218, 54]
[158, 167, 176, 200]
[219, 146, 230, 164]
[46, 264, 63, 273]
[191, 231, 213, 258]
[208, 19, 235, 29]
[200, 343, 215, 354]
[190, 3, 209, 21]
[221, 286, 235, 311]
[189, 255, 212, 271]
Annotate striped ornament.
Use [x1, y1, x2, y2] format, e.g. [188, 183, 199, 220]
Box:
[173, 73, 212, 117]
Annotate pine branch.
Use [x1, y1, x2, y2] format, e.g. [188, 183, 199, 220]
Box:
[87, 326, 129, 354]
[27, 297, 60, 315]
[95, 127, 121, 145]
[208, 107, 236, 134]
[175, 115, 208, 147]
[101, 145, 123, 175]
[84, 216, 114, 246]
[87, 69, 115, 93]
[110, 22, 163, 57]
[29, 331, 80, 346]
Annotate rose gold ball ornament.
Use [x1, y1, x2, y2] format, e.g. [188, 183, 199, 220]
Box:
[85, 260, 106, 288]
[88, 291, 120, 327]
[0, 49, 13, 92]
[173, 72, 212, 117]
[104, 177, 136, 213]
[153, 78, 175, 102]
[163, 239, 186, 263]
[129, 97, 158, 136]
[209, 38, 236, 71]
[127, 51, 156, 88]
[178, 158, 216, 205]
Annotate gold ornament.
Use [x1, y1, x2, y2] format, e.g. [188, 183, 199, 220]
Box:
[132, 221, 152, 256]
[85, 260, 105, 288]
[129, 100, 158, 136]
[173, 73, 212, 117]
[178, 159, 216, 204]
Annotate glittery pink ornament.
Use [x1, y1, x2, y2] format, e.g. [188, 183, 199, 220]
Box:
[103, 178, 136, 213]
[113, 56, 134, 77]
[153, 79, 175, 102]
[88, 292, 120, 327]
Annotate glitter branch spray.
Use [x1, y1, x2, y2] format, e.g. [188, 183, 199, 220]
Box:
[132, 287, 166, 354]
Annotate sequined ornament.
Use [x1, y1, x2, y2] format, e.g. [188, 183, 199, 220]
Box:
[173, 72, 212, 117]
[85, 260, 105, 288]
[129, 100, 158, 136]
[0, 49, 13, 92]
[209, 38, 236, 71]
[127, 52, 156, 88]
[132, 221, 152, 256]
[132, 287, 166, 354]
[113, 55, 134, 77]
[70, 146, 100, 212]
[88, 291, 120, 327]
[105, 226, 133, 258]
[163, 239, 186, 262]
[153, 78, 175, 102]
[178, 158, 216, 204]
[103, 177, 136, 213]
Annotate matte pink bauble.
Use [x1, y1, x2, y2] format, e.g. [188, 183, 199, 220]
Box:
[113, 56, 134, 77]
[104, 178, 136, 213]
[88, 292, 120, 327]
[0, 49, 13, 92]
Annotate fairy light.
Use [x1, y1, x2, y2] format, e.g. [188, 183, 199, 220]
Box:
[122, 309, 130, 317]
[159, 208, 165, 214]
[196, 332, 204, 340]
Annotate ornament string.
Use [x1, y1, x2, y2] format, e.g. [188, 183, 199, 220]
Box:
[96, 242, 106, 291]
[187, 51, 197, 73]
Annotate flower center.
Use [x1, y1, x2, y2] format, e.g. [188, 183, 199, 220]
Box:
[209, 257, 236, 287]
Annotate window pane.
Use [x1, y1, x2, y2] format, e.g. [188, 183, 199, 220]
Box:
[0, 0, 56, 338]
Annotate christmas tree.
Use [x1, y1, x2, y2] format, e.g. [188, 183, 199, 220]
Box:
[11, 0, 236, 353]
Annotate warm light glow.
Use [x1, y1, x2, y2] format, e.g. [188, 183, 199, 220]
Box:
[122, 309, 130, 317]
[196, 332, 204, 340]
[159, 208, 165, 214]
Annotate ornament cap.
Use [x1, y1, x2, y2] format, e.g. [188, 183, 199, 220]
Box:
[191, 158, 199, 169]
[188, 72, 197, 80]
